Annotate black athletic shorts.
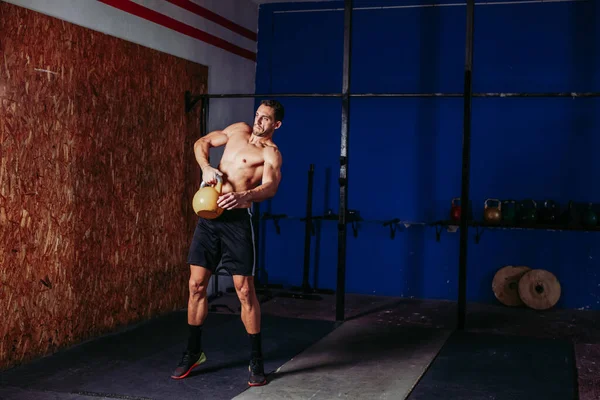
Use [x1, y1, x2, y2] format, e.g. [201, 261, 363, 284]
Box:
[187, 208, 256, 276]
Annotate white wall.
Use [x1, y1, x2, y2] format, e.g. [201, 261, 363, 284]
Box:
[4, 0, 260, 295]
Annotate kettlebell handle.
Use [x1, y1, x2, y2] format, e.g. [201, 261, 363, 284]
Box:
[200, 174, 222, 189]
[522, 199, 537, 208]
[485, 198, 501, 210]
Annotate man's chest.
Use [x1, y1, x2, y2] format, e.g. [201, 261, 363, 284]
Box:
[222, 141, 264, 167]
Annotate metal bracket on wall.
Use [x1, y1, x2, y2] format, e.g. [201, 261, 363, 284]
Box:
[432, 221, 460, 242]
[261, 213, 287, 235]
[474, 225, 484, 244]
[185, 91, 203, 113]
[383, 218, 401, 239]
[312, 209, 361, 237]
[435, 224, 443, 242]
[350, 220, 359, 238]
[347, 210, 362, 238]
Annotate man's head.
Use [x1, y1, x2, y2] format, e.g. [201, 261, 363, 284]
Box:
[253, 100, 284, 138]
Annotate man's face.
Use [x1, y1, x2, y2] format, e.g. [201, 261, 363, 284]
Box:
[253, 105, 281, 137]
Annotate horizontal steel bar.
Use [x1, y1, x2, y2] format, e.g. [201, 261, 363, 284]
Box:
[273, 0, 587, 14]
[474, 92, 600, 98]
[352, 93, 462, 97]
[203, 93, 342, 98]
[198, 91, 600, 99]
[355, 92, 600, 98]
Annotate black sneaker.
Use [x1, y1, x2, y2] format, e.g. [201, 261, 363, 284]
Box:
[248, 358, 267, 386]
[171, 351, 207, 379]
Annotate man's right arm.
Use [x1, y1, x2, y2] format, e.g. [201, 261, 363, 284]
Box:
[193, 122, 248, 169]
[194, 130, 228, 170]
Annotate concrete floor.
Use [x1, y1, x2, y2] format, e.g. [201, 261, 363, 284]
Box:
[2, 290, 598, 400]
[210, 289, 600, 400]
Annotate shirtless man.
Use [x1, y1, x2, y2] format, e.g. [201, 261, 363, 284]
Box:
[171, 100, 284, 387]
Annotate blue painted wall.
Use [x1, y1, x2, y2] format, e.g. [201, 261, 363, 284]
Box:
[254, 0, 600, 310]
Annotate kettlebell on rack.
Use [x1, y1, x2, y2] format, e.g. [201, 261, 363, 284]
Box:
[519, 199, 537, 224]
[561, 200, 579, 226]
[450, 198, 461, 222]
[539, 200, 558, 224]
[501, 200, 516, 223]
[483, 198, 502, 224]
[582, 203, 597, 227]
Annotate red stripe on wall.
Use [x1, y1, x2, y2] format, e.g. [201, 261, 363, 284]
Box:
[98, 0, 256, 62]
[165, 0, 257, 42]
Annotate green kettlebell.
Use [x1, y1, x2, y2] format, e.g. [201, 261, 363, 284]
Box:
[561, 200, 579, 226]
[519, 199, 537, 224]
[540, 200, 558, 224]
[501, 200, 516, 223]
[582, 203, 597, 227]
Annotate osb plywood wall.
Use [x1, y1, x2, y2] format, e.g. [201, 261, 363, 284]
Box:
[0, 3, 207, 370]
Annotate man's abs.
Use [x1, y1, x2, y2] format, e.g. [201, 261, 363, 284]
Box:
[218, 160, 263, 195]
[217, 137, 265, 195]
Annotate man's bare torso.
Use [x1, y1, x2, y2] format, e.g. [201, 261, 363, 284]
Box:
[217, 123, 277, 200]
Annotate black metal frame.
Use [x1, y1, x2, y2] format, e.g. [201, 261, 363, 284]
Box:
[457, 0, 475, 331]
[336, 0, 353, 322]
[186, 91, 600, 105]
[185, 0, 599, 326]
[302, 164, 315, 293]
[276, 164, 325, 301]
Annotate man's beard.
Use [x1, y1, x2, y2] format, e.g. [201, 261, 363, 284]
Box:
[253, 127, 267, 136]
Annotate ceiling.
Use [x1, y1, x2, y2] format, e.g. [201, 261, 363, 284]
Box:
[251, 0, 333, 3]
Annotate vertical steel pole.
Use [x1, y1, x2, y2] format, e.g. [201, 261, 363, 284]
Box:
[458, 0, 475, 331]
[200, 96, 209, 159]
[302, 164, 315, 291]
[337, 0, 353, 322]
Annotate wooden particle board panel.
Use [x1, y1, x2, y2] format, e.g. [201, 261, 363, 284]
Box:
[0, 2, 208, 370]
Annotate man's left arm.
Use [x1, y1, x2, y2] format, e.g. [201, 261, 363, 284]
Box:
[243, 147, 282, 203]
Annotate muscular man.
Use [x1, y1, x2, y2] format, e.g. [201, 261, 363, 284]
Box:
[171, 100, 284, 387]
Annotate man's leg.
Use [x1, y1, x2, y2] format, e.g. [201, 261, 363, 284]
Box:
[233, 275, 266, 386]
[187, 264, 212, 357]
[220, 208, 266, 386]
[233, 275, 261, 334]
[171, 265, 212, 379]
[188, 265, 212, 326]
[172, 216, 219, 380]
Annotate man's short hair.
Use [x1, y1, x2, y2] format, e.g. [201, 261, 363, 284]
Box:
[261, 100, 285, 122]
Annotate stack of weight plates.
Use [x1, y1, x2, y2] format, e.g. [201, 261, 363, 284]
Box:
[492, 265, 561, 310]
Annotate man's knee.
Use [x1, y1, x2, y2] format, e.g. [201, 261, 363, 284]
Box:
[234, 278, 254, 304]
[189, 277, 208, 299]
[236, 286, 251, 303]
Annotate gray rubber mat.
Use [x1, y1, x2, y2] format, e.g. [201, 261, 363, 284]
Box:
[234, 319, 452, 400]
[0, 311, 336, 400]
[407, 331, 577, 400]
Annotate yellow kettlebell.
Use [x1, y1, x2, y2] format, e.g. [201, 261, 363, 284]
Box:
[192, 175, 224, 219]
[483, 198, 502, 224]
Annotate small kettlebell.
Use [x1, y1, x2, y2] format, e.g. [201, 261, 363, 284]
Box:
[582, 203, 597, 227]
[501, 200, 516, 223]
[519, 199, 537, 224]
[483, 198, 502, 224]
[192, 175, 224, 219]
[450, 198, 461, 222]
[539, 200, 558, 224]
